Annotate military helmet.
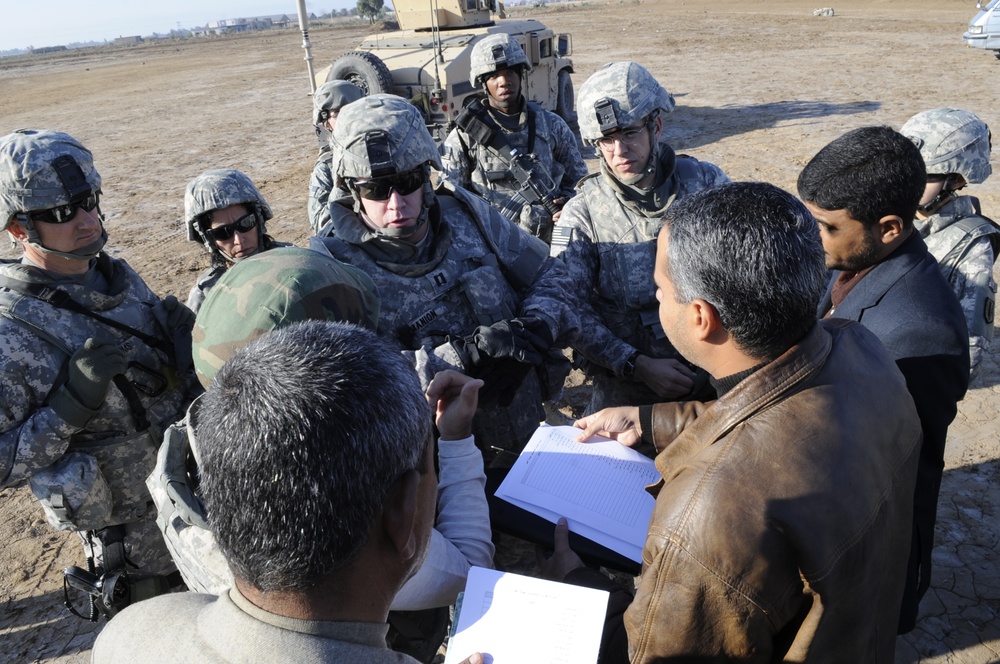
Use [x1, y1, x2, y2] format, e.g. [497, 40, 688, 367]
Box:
[192, 246, 381, 387]
[0, 129, 102, 232]
[332, 94, 442, 181]
[577, 62, 676, 142]
[184, 169, 273, 245]
[313, 79, 365, 126]
[901, 108, 992, 184]
[470, 33, 532, 86]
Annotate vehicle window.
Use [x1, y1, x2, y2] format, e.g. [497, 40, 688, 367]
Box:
[540, 38, 552, 58]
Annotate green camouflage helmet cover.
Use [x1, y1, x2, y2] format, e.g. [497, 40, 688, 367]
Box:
[470, 33, 532, 86]
[313, 79, 365, 126]
[0, 129, 102, 232]
[577, 62, 676, 142]
[332, 94, 443, 181]
[901, 108, 992, 184]
[184, 169, 273, 244]
[192, 246, 381, 387]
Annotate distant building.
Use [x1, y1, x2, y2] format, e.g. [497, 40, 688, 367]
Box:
[113, 36, 143, 45]
[30, 45, 68, 54]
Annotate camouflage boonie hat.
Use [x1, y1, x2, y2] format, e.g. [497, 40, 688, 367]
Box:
[184, 169, 273, 243]
[313, 80, 365, 126]
[901, 108, 993, 184]
[192, 246, 381, 387]
[0, 129, 102, 231]
[470, 34, 532, 85]
[577, 62, 675, 142]
[332, 94, 443, 181]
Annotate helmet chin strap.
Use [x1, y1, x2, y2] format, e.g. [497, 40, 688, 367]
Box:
[353, 171, 435, 240]
[482, 71, 523, 113]
[918, 176, 960, 215]
[604, 119, 658, 188]
[23, 211, 108, 262]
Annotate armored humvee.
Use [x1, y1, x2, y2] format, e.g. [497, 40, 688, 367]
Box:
[313, 0, 578, 142]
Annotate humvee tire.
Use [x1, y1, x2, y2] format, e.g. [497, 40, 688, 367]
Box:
[555, 68, 580, 140]
[329, 51, 394, 95]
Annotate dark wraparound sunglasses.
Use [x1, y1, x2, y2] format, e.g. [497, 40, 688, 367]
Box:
[18, 190, 101, 224]
[350, 170, 426, 201]
[203, 212, 258, 242]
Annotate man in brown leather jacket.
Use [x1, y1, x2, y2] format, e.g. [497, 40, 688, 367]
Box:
[543, 182, 923, 663]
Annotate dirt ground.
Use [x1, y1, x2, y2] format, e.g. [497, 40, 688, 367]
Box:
[1, 0, 999, 661]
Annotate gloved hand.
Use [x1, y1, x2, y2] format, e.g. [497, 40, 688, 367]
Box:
[162, 295, 195, 335]
[64, 338, 128, 410]
[456, 317, 553, 368]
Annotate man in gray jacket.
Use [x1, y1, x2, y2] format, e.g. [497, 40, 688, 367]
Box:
[95, 321, 485, 664]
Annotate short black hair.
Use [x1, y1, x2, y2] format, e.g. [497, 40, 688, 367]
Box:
[797, 125, 926, 227]
[195, 321, 432, 592]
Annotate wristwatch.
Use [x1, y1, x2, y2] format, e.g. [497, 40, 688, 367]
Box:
[621, 351, 641, 379]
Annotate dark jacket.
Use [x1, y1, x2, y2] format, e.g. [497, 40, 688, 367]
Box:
[572, 320, 921, 662]
[819, 231, 969, 632]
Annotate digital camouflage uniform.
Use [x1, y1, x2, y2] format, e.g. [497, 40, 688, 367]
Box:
[308, 157, 350, 235]
[314, 94, 579, 454]
[441, 103, 587, 238]
[149, 247, 381, 595]
[308, 80, 365, 234]
[315, 182, 578, 453]
[902, 108, 1000, 379]
[183, 169, 289, 313]
[916, 196, 999, 377]
[440, 34, 587, 241]
[551, 62, 730, 412]
[0, 130, 193, 590]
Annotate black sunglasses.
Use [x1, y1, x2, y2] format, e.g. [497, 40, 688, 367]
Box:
[203, 212, 258, 242]
[351, 170, 426, 201]
[19, 190, 101, 224]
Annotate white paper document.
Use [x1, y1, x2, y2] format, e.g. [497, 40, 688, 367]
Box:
[494, 425, 660, 563]
[444, 566, 609, 664]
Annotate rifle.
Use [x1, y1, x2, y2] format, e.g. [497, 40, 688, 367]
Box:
[62, 526, 131, 621]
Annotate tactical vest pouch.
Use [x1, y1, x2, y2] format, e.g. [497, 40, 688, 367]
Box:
[70, 429, 159, 525]
[608, 240, 657, 310]
[459, 264, 517, 326]
[30, 452, 113, 531]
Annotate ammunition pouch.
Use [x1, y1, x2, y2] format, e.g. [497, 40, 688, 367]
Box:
[30, 453, 113, 531]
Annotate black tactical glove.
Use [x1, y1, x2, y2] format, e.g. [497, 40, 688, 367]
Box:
[453, 317, 553, 369]
[65, 338, 128, 409]
[50, 338, 127, 427]
[161, 295, 194, 373]
[162, 295, 195, 334]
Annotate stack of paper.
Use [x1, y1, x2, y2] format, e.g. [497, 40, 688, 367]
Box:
[494, 425, 660, 563]
[444, 566, 610, 664]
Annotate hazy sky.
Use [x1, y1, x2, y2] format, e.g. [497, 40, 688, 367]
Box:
[1, 0, 361, 51]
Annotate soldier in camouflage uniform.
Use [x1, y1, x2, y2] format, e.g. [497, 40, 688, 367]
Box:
[308, 80, 365, 234]
[148, 247, 494, 613]
[901, 108, 1000, 379]
[551, 62, 730, 414]
[0, 129, 195, 615]
[185, 169, 289, 313]
[312, 94, 579, 457]
[440, 34, 587, 243]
